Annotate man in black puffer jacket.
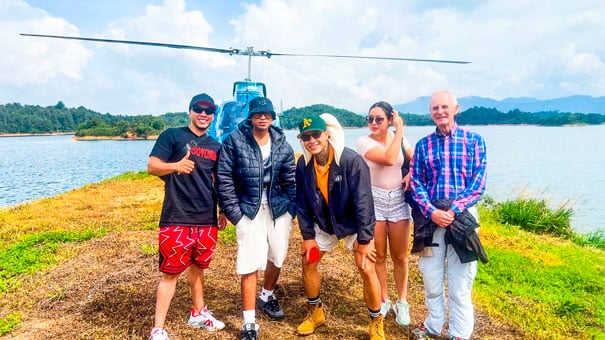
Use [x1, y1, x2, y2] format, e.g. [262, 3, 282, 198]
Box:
[217, 97, 296, 340]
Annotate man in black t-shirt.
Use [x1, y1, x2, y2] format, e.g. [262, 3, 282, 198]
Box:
[147, 93, 227, 340]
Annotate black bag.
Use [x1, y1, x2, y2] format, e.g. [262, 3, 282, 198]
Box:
[401, 145, 417, 208]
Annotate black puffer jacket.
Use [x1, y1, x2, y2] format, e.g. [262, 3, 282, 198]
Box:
[296, 147, 376, 244]
[217, 120, 296, 225]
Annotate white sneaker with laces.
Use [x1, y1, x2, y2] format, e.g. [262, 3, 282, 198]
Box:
[392, 300, 411, 326]
[188, 306, 225, 331]
[149, 327, 170, 340]
[380, 299, 391, 317]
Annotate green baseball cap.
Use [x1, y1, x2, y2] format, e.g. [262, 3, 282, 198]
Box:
[298, 115, 327, 137]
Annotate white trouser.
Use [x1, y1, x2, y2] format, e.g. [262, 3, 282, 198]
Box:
[418, 207, 478, 340]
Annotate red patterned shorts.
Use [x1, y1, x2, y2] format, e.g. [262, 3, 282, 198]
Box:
[158, 226, 218, 274]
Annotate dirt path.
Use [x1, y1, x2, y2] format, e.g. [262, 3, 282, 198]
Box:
[3, 226, 521, 339]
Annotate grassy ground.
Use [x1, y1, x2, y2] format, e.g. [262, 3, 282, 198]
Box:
[0, 172, 603, 339]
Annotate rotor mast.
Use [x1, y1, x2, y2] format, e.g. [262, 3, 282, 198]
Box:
[229, 46, 272, 81]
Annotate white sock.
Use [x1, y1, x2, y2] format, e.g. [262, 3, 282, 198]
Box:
[259, 288, 273, 302]
[243, 309, 256, 324]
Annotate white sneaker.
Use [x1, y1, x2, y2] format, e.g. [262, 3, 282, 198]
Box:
[188, 306, 225, 331]
[392, 300, 411, 326]
[149, 327, 170, 340]
[380, 299, 391, 317]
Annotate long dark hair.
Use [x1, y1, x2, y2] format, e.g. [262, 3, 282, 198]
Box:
[369, 101, 393, 119]
[368, 101, 407, 125]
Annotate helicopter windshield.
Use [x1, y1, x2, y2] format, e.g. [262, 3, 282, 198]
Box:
[207, 81, 277, 142]
[207, 100, 247, 142]
[233, 81, 266, 103]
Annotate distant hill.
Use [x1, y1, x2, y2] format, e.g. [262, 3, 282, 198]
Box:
[0, 102, 188, 136]
[281, 104, 366, 129]
[394, 95, 605, 115]
[2, 98, 603, 136]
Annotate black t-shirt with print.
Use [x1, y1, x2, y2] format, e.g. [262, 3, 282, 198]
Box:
[149, 127, 220, 227]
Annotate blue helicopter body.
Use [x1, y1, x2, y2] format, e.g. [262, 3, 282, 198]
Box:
[208, 81, 280, 142]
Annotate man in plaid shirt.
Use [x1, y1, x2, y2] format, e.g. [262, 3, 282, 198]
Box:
[409, 90, 487, 340]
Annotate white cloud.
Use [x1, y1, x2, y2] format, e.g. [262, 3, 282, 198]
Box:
[1, 0, 604, 115]
[0, 1, 91, 85]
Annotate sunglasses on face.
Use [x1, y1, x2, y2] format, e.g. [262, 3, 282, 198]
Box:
[191, 106, 215, 114]
[366, 116, 385, 124]
[251, 112, 273, 119]
[300, 131, 323, 142]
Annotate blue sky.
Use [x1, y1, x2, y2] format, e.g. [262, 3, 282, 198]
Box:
[1, 0, 604, 115]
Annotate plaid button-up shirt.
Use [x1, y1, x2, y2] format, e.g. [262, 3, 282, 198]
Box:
[410, 123, 487, 218]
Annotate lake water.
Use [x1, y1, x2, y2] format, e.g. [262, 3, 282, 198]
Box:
[1, 125, 604, 233]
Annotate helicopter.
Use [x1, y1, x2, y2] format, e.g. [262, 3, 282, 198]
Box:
[20, 33, 471, 141]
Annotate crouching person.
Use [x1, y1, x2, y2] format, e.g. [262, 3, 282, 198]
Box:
[295, 114, 385, 340]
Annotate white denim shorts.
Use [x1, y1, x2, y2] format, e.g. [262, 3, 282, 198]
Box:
[235, 204, 293, 275]
[372, 186, 411, 222]
[313, 224, 357, 252]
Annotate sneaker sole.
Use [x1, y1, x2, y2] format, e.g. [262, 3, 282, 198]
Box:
[188, 322, 224, 332]
[395, 319, 411, 327]
[264, 313, 285, 320]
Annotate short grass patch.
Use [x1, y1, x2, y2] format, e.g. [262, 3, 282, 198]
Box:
[0, 229, 106, 293]
[0, 311, 21, 336]
[140, 244, 158, 255]
[218, 224, 237, 245]
[475, 206, 605, 339]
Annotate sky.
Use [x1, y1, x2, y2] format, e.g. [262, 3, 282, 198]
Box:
[1, 0, 604, 115]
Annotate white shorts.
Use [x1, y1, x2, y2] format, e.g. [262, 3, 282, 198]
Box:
[372, 186, 411, 222]
[313, 224, 357, 252]
[235, 204, 293, 275]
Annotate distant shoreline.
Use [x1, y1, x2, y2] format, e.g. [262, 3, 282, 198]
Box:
[0, 132, 74, 137]
[0, 133, 158, 140]
[72, 135, 158, 141]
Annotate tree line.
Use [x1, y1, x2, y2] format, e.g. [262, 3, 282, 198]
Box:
[0, 102, 188, 137]
[280, 104, 605, 129]
[1, 101, 603, 137]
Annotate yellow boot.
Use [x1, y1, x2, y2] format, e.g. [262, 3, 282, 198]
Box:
[369, 314, 385, 340]
[296, 302, 325, 336]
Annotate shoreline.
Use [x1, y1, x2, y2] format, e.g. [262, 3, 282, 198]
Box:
[0, 132, 74, 137]
[72, 135, 158, 141]
[0, 133, 158, 140]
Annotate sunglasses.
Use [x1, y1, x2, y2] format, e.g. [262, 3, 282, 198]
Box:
[300, 131, 323, 142]
[366, 116, 385, 124]
[191, 106, 215, 114]
[251, 112, 273, 119]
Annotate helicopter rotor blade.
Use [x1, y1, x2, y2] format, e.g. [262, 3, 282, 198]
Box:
[20, 33, 241, 55]
[264, 51, 471, 64]
[21, 33, 471, 64]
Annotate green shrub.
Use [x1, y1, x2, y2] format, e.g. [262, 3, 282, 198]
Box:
[497, 197, 573, 238]
[572, 230, 605, 250]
